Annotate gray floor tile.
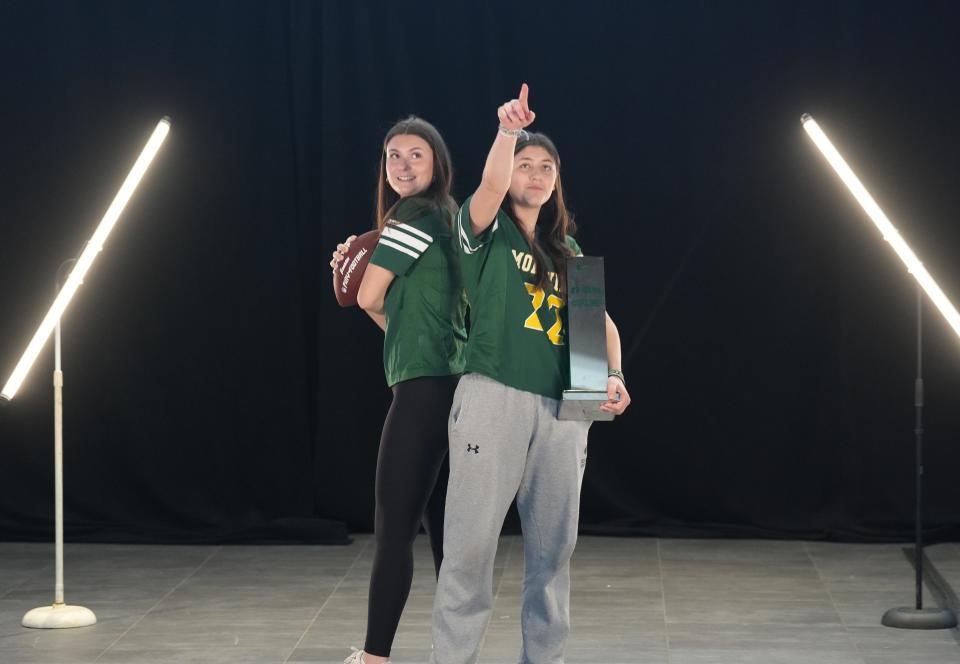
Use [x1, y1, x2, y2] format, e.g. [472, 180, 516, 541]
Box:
[667, 622, 860, 652]
[98, 645, 293, 663]
[848, 624, 960, 657]
[666, 595, 842, 625]
[0, 647, 105, 664]
[669, 652, 866, 664]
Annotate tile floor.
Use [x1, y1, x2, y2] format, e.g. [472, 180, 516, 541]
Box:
[0, 536, 957, 663]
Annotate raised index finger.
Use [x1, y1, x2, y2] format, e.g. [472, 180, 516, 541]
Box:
[519, 83, 530, 113]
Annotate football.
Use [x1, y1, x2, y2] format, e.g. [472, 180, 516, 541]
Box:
[333, 229, 380, 307]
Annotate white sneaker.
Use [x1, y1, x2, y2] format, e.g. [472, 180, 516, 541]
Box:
[343, 648, 392, 664]
[343, 648, 365, 664]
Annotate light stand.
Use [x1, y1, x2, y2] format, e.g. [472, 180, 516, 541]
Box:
[801, 113, 957, 630]
[880, 285, 957, 629]
[20, 262, 97, 628]
[1, 118, 170, 628]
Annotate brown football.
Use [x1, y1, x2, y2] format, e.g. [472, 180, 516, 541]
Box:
[333, 229, 380, 307]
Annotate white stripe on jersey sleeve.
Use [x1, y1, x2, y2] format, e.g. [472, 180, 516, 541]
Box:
[392, 222, 433, 243]
[379, 237, 421, 259]
[457, 206, 498, 253]
[382, 225, 430, 253]
[459, 218, 479, 254]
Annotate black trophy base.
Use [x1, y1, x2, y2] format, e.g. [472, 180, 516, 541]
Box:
[881, 606, 958, 630]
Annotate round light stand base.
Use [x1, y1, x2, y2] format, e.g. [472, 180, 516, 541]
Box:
[22, 604, 97, 629]
[881, 606, 957, 630]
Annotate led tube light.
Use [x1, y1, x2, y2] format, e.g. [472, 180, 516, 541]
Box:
[1, 118, 170, 402]
[801, 114, 960, 341]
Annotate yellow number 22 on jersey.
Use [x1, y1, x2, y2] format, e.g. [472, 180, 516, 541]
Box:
[524, 283, 565, 346]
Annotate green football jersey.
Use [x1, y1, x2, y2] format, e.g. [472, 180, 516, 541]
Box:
[370, 197, 468, 386]
[456, 196, 582, 400]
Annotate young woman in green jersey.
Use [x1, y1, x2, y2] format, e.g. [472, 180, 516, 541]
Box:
[331, 117, 467, 664]
[429, 85, 630, 664]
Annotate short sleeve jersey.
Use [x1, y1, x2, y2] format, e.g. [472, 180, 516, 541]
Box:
[369, 197, 467, 386]
[455, 195, 582, 400]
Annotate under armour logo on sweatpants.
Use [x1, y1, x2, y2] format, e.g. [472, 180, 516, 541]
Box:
[467, 444, 479, 454]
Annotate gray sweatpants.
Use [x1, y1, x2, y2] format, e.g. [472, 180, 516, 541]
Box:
[430, 373, 591, 664]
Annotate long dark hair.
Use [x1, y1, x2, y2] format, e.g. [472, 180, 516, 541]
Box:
[375, 116, 456, 230]
[502, 132, 578, 293]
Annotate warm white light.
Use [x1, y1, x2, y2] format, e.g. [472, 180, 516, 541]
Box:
[802, 114, 960, 341]
[1, 118, 170, 401]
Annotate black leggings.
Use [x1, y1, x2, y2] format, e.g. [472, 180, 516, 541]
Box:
[365, 374, 457, 657]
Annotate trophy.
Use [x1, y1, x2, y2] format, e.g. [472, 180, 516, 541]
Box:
[558, 256, 615, 421]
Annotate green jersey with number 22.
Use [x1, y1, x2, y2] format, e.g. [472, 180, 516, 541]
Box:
[456, 195, 582, 400]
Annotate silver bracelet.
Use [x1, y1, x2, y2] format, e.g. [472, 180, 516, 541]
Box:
[498, 125, 528, 139]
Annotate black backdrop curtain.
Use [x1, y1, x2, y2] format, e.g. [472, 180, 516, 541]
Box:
[1, 0, 958, 543]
